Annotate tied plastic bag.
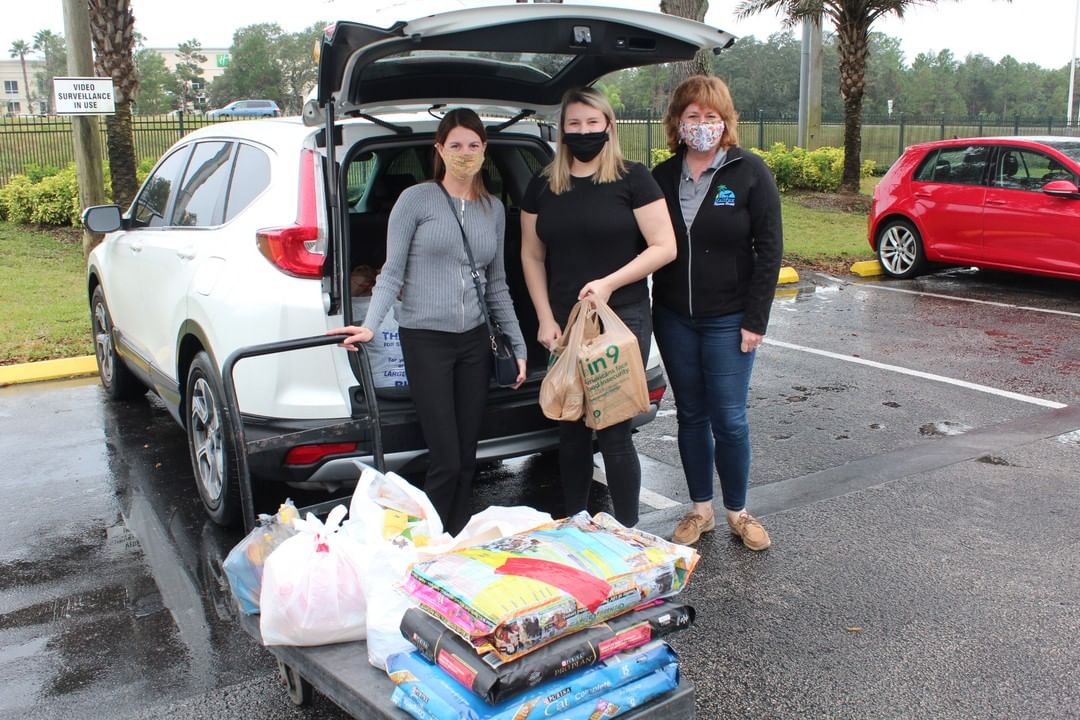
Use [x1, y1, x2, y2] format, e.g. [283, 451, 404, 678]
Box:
[578, 299, 649, 430]
[223, 500, 299, 615]
[259, 505, 368, 646]
[538, 301, 591, 422]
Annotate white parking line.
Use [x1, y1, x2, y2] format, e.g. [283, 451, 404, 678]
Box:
[592, 465, 681, 510]
[850, 281, 1080, 319]
[765, 338, 1068, 409]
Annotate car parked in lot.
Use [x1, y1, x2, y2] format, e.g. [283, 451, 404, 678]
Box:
[869, 136, 1080, 280]
[82, 5, 734, 526]
[207, 99, 282, 118]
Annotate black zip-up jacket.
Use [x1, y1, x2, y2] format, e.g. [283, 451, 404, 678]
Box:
[651, 146, 783, 335]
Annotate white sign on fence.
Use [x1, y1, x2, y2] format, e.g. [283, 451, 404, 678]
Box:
[53, 77, 116, 115]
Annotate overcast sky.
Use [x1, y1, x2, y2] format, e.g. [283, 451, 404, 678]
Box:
[4, 0, 1078, 70]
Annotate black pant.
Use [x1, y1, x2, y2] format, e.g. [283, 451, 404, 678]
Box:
[399, 324, 491, 535]
[556, 300, 651, 527]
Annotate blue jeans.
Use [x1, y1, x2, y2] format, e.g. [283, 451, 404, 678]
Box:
[652, 303, 754, 511]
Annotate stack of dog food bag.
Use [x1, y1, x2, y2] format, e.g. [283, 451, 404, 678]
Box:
[386, 511, 700, 719]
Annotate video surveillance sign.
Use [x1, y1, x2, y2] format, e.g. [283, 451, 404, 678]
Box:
[53, 77, 116, 115]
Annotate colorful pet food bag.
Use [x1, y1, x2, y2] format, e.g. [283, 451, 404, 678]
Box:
[387, 640, 678, 720]
[402, 512, 699, 662]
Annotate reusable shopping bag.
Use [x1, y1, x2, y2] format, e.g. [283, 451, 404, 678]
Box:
[259, 505, 368, 646]
[577, 299, 649, 430]
[223, 499, 299, 614]
[538, 301, 591, 422]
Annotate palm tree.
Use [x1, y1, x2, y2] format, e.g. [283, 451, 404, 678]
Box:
[660, 0, 712, 83]
[8, 40, 34, 114]
[88, 0, 139, 208]
[33, 30, 65, 114]
[735, 0, 1008, 193]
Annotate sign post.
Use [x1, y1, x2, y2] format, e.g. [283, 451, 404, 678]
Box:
[61, 0, 107, 259]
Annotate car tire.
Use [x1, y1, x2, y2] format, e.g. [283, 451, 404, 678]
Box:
[91, 285, 145, 400]
[876, 219, 926, 279]
[186, 351, 242, 527]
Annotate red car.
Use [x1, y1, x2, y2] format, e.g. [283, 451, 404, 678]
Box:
[869, 137, 1080, 280]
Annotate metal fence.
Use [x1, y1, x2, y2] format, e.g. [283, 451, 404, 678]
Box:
[5, 112, 1080, 188]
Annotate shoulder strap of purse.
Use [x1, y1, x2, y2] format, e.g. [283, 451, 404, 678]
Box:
[435, 182, 500, 344]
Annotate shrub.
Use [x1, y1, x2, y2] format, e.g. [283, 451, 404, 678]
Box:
[0, 160, 152, 226]
[0, 175, 36, 223]
[651, 147, 673, 167]
[752, 143, 875, 192]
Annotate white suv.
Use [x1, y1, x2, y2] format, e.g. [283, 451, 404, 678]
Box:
[84, 5, 732, 526]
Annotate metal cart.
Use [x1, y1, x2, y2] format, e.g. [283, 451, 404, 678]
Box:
[220, 335, 696, 718]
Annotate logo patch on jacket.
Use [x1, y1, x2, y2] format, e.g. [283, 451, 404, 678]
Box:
[714, 185, 736, 206]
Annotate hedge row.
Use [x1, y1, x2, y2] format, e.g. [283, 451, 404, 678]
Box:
[0, 160, 154, 226]
[650, 143, 875, 192]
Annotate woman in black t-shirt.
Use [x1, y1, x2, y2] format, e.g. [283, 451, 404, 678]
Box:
[520, 87, 676, 527]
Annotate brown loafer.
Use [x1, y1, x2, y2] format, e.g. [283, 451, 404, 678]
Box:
[728, 512, 771, 550]
[672, 512, 716, 545]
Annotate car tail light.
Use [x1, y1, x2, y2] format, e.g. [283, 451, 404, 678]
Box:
[256, 149, 325, 278]
[648, 385, 666, 404]
[284, 442, 357, 466]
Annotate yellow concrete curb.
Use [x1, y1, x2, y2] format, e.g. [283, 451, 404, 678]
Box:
[0, 356, 98, 386]
[777, 266, 800, 284]
[851, 260, 884, 277]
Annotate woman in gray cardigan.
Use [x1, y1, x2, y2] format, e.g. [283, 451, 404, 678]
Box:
[330, 108, 527, 535]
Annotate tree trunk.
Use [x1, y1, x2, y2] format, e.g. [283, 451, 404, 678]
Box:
[19, 58, 34, 111]
[88, 0, 139, 207]
[660, 0, 711, 88]
[106, 105, 138, 206]
[836, 17, 868, 193]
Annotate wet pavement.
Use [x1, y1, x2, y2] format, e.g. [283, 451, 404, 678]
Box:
[1, 267, 1077, 719]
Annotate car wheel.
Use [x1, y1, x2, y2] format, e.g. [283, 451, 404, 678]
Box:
[876, 219, 926, 279]
[186, 351, 241, 527]
[91, 285, 144, 400]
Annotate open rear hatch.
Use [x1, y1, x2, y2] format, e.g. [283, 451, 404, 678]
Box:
[314, 4, 735, 119]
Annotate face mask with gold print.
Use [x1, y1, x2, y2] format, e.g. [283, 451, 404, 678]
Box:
[443, 151, 485, 181]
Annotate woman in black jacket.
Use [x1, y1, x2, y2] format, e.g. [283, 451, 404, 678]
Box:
[651, 76, 783, 550]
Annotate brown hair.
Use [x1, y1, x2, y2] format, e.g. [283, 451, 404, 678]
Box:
[664, 75, 740, 153]
[432, 107, 490, 201]
[543, 87, 627, 195]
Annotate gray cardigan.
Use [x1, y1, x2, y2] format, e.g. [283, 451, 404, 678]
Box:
[362, 182, 527, 360]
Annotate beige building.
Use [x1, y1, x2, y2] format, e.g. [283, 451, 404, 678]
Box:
[0, 48, 229, 116]
[0, 58, 46, 115]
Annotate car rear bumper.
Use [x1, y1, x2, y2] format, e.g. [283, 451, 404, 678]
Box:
[243, 365, 666, 489]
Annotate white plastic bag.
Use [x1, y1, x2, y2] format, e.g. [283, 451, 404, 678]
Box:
[339, 466, 450, 668]
[259, 505, 368, 646]
[343, 465, 444, 547]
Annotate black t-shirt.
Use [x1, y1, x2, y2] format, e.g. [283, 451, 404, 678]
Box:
[521, 162, 663, 324]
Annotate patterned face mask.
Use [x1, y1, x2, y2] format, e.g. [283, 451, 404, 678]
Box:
[443, 151, 485, 180]
[678, 121, 725, 152]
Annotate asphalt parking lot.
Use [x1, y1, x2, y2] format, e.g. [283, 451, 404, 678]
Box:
[1, 268, 1077, 719]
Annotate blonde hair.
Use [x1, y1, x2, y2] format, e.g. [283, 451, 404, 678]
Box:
[664, 75, 740, 153]
[543, 87, 626, 195]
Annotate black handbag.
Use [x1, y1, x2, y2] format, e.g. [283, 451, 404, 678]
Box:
[437, 184, 519, 387]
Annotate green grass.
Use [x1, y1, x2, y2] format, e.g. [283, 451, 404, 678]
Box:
[780, 175, 878, 269]
[0, 221, 93, 364]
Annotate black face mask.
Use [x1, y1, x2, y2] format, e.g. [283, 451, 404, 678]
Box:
[562, 130, 609, 162]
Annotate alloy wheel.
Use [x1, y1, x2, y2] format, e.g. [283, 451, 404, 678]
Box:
[92, 302, 114, 385]
[879, 224, 919, 276]
[190, 376, 225, 504]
